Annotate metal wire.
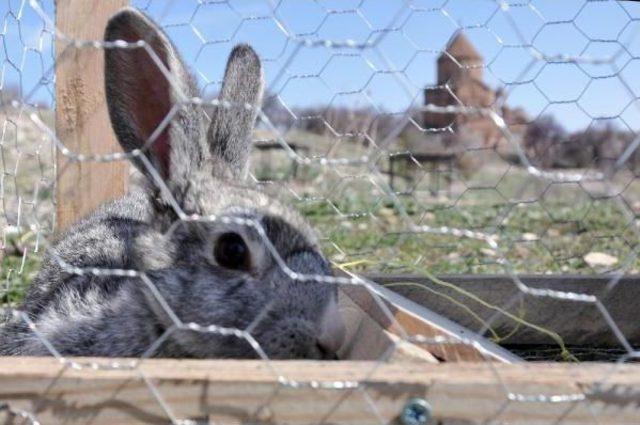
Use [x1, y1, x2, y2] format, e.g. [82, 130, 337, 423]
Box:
[2, 0, 640, 423]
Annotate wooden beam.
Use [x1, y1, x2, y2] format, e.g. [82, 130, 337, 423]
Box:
[55, 0, 128, 232]
[0, 358, 639, 424]
[336, 288, 440, 363]
[369, 274, 640, 347]
[338, 282, 519, 363]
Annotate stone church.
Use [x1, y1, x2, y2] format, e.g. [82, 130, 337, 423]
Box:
[422, 33, 527, 152]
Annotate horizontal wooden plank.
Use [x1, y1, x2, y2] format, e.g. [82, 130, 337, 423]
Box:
[369, 274, 640, 347]
[0, 357, 639, 424]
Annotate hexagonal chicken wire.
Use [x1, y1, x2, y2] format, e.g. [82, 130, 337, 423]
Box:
[1, 1, 640, 424]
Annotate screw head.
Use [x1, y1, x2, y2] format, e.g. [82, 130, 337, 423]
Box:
[400, 397, 432, 425]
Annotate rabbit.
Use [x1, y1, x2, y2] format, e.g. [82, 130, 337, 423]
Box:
[0, 7, 345, 360]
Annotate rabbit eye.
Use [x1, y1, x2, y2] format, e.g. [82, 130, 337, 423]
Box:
[214, 232, 250, 271]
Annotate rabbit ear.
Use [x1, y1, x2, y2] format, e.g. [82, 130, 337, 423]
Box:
[207, 45, 264, 179]
[104, 7, 207, 190]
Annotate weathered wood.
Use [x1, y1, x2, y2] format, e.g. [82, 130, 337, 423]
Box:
[0, 357, 639, 424]
[337, 288, 439, 363]
[369, 274, 640, 347]
[339, 282, 519, 363]
[55, 0, 128, 232]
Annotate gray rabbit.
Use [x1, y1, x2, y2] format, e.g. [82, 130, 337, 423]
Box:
[0, 8, 344, 359]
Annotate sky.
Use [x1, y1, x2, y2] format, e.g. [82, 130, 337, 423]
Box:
[2, 0, 640, 132]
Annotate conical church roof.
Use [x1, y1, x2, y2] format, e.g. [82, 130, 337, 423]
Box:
[442, 33, 482, 61]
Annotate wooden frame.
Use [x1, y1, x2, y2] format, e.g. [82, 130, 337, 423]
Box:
[35, 2, 640, 424]
[1, 357, 639, 424]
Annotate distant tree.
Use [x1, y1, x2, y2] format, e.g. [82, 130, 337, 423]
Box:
[523, 114, 567, 168]
[552, 133, 595, 169]
[586, 121, 635, 171]
[524, 118, 638, 171]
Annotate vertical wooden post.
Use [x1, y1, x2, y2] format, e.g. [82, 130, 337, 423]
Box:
[55, 0, 128, 232]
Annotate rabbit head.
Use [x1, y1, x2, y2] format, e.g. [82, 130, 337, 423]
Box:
[104, 8, 344, 359]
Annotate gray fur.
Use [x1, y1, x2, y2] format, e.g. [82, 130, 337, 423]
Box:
[0, 8, 338, 360]
[207, 44, 264, 179]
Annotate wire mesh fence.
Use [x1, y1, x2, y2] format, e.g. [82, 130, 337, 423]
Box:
[1, 0, 640, 423]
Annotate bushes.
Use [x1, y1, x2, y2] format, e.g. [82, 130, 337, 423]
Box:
[523, 116, 637, 171]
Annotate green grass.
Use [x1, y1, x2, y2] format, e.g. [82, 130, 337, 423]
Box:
[301, 194, 638, 276]
[1, 250, 40, 307]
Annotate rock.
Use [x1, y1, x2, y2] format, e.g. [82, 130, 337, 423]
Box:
[481, 248, 497, 257]
[584, 252, 618, 268]
[522, 232, 538, 241]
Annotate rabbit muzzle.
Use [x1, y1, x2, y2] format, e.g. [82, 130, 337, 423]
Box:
[252, 251, 345, 360]
[317, 297, 346, 359]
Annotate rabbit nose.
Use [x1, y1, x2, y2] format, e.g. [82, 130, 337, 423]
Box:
[316, 298, 345, 358]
